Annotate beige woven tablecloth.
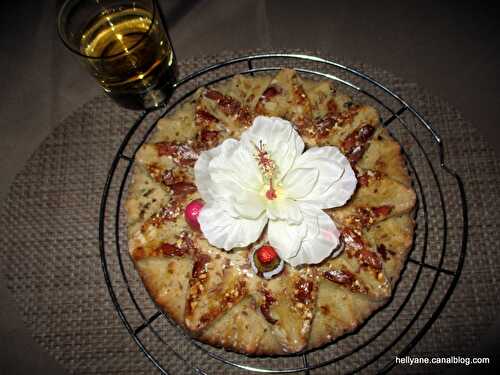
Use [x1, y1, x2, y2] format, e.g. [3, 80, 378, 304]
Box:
[0, 51, 497, 374]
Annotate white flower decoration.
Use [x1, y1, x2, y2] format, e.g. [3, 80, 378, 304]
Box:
[194, 116, 357, 266]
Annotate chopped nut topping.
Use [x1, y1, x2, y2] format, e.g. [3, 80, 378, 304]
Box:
[323, 268, 355, 285]
[192, 254, 211, 279]
[155, 142, 199, 166]
[376, 244, 396, 261]
[294, 278, 314, 304]
[341, 124, 375, 165]
[205, 89, 252, 126]
[356, 249, 383, 270]
[259, 288, 277, 324]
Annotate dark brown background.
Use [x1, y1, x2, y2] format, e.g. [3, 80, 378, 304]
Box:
[0, 0, 499, 374]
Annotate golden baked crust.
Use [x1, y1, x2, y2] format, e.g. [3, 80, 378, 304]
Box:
[125, 69, 416, 355]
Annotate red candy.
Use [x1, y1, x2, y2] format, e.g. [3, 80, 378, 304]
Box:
[184, 199, 204, 230]
[256, 245, 278, 264]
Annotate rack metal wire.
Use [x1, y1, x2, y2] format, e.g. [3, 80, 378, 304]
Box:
[98, 54, 468, 374]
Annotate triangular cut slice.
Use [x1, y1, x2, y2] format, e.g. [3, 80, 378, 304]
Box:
[331, 172, 416, 227]
[318, 237, 391, 301]
[359, 127, 411, 187]
[184, 249, 248, 333]
[303, 79, 369, 142]
[308, 278, 380, 349]
[135, 143, 197, 194]
[197, 87, 253, 136]
[199, 296, 281, 354]
[192, 90, 235, 146]
[128, 195, 199, 260]
[302, 79, 337, 120]
[150, 99, 199, 143]
[228, 74, 272, 112]
[316, 103, 380, 150]
[364, 214, 415, 284]
[255, 69, 313, 130]
[135, 256, 193, 324]
[125, 166, 171, 236]
[253, 267, 317, 353]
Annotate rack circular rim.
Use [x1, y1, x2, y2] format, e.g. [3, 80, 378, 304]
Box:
[98, 53, 468, 375]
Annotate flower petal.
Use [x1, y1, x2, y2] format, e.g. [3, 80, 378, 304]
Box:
[208, 139, 263, 195]
[285, 208, 340, 267]
[268, 218, 307, 260]
[198, 202, 267, 251]
[281, 167, 319, 199]
[230, 189, 266, 219]
[240, 116, 304, 181]
[194, 141, 227, 202]
[195, 138, 263, 205]
[294, 146, 357, 209]
[266, 198, 303, 224]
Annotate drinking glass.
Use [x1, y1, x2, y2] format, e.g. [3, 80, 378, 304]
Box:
[58, 0, 177, 110]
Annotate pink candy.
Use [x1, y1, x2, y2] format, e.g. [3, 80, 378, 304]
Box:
[184, 199, 204, 230]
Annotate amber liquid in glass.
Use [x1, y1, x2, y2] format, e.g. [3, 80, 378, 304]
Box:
[80, 7, 176, 109]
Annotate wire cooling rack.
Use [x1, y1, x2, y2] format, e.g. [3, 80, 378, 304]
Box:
[98, 54, 468, 374]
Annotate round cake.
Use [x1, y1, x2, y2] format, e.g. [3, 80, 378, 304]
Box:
[125, 69, 416, 355]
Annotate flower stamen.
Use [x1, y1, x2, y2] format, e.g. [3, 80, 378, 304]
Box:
[254, 141, 279, 200]
[254, 140, 277, 180]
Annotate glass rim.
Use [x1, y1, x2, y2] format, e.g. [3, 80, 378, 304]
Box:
[57, 0, 159, 60]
